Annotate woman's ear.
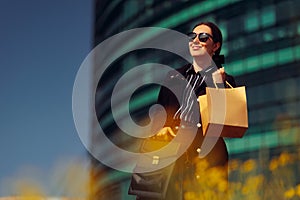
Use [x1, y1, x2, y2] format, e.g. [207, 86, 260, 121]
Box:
[213, 42, 221, 53]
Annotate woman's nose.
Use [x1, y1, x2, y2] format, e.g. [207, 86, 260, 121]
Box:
[193, 36, 200, 43]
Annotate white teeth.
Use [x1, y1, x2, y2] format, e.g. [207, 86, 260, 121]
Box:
[192, 45, 202, 49]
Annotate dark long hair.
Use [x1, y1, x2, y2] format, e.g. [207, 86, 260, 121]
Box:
[192, 21, 224, 68]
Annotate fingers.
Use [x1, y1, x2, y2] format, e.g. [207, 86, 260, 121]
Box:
[156, 127, 168, 136]
[167, 127, 176, 137]
[212, 67, 225, 83]
[155, 127, 176, 139]
[219, 67, 225, 81]
[219, 67, 225, 74]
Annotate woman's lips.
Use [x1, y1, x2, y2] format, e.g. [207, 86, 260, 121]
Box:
[192, 45, 202, 50]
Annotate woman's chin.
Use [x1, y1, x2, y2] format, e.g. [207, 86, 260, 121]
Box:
[190, 51, 210, 58]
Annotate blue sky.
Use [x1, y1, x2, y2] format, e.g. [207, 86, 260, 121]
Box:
[0, 0, 93, 195]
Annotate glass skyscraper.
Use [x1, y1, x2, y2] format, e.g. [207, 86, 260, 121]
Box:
[91, 0, 300, 199]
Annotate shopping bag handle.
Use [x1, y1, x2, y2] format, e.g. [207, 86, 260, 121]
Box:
[225, 81, 234, 88]
[214, 81, 234, 89]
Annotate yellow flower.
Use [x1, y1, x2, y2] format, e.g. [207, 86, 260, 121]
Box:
[241, 175, 264, 195]
[278, 152, 293, 166]
[14, 179, 45, 197]
[202, 190, 217, 200]
[269, 158, 279, 171]
[241, 159, 256, 173]
[218, 179, 228, 192]
[205, 166, 227, 188]
[296, 184, 300, 197]
[195, 159, 210, 172]
[228, 159, 240, 172]
[242, 185, 250, 195]
[284, 188, 295, 199]
[184, 191, 196, 200]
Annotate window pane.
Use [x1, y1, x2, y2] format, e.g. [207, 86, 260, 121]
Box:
[278, 47, 294, 65]
[227, 59, 245, 75]
[262, 51, 276, 69]
[246, 56, 260, 73]
[245, 10, 259, 32]
[294, 45, 300, 60]
[261, 5, 276, 28]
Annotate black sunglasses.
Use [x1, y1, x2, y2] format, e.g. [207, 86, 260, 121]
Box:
[187, 32, 214, 43]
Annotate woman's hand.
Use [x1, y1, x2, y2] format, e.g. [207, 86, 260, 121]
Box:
[212, 67, 225, 83]
[153, 127, 176, 140]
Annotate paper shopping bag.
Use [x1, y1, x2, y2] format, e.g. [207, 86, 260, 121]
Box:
[198, 86, 248, 138]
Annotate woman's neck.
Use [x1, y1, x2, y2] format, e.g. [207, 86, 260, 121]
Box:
[192, 57, 212, 73]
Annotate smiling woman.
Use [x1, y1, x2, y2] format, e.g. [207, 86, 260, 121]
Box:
[129, 21, 236, 200]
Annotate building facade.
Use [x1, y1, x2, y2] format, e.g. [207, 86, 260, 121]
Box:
[91, 0, 300, 199]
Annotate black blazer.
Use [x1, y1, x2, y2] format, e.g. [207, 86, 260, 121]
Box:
[156, 63, 236, 129]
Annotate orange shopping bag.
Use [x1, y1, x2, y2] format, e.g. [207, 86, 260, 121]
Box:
[198, 82, 248, 138]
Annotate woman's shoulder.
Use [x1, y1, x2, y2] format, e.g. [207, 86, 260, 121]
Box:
[176, 64, 192, 75]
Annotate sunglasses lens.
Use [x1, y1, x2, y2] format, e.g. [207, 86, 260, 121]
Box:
[199, 33, 209, 42]
[188, 32, 211, 42]
[187, 32, 197, 41]
[199, 37, 209, 42]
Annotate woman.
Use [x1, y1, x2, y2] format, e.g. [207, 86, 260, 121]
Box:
[131, 22, 236, 200]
